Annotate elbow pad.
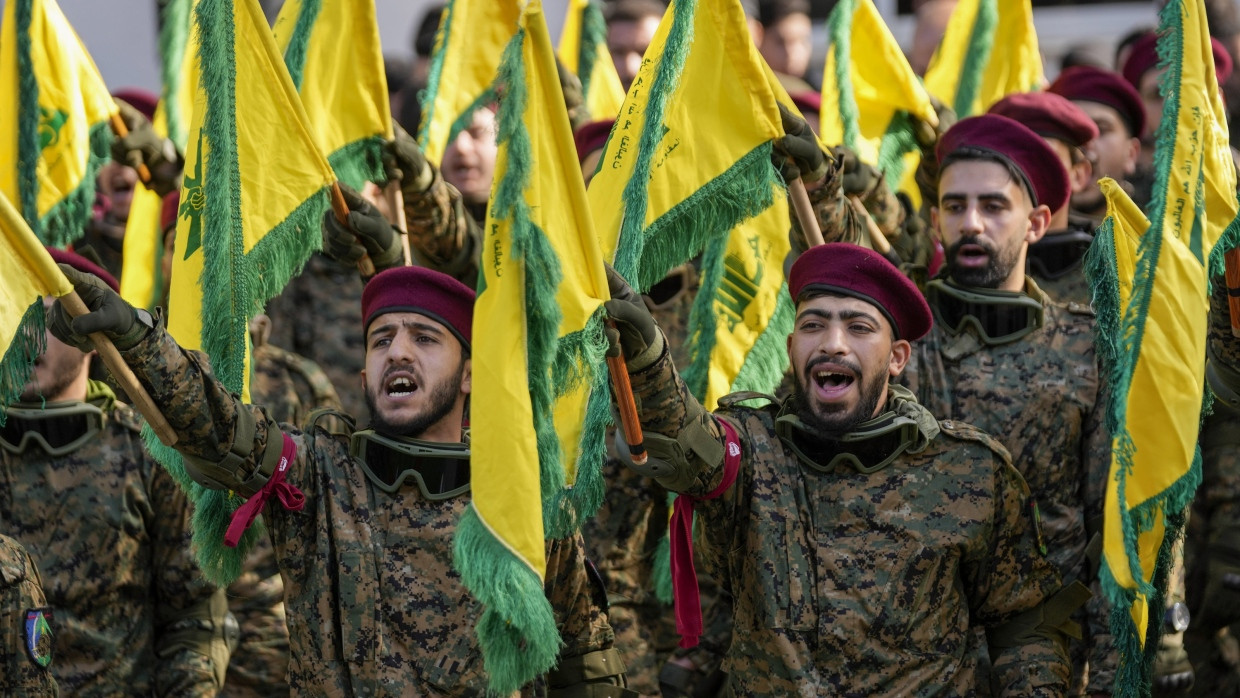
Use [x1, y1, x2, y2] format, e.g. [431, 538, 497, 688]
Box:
[987, 581, 1092, 656]
[183, 408, 284, 497]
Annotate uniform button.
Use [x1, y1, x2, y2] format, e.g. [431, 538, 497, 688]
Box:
[943, 420, 954, 430]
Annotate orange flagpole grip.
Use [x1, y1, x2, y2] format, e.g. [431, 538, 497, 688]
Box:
[1225, 247, 1240, 338]
[107, 112, 153, 184]
[604, 319, 647, 466]
[330, 181, 376, 277]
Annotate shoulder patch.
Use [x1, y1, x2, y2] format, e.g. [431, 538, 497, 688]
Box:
[937, 419, 1012, 463]
[24, 607, 53, 668]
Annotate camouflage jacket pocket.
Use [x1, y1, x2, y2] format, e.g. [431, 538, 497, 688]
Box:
[866, 543, 964, 657]
[410, 595, 483, 691]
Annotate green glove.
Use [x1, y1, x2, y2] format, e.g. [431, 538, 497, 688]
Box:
[832, 146, 881, 197]
[1198, 524, 1240, 633]
[382, 124, 432, 193]
[773, 103, 828, 184]
[604, 265, 663, 371]
[321, 183, 404, 272]
[110, 99, 184, 197]
[47, 264, 150, 352]
[1151, 634, 1194, 693]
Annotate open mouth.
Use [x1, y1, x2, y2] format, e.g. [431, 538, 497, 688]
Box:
[956, 243, 990, 267]
[385, 373, 419, 398]
[810, 362, 857, 399]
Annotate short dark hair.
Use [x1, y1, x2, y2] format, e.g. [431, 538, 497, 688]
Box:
[605, 0, 667, 25]
[412, 4, 446, 58]
[759, 0, 810, 27]
[939, 148, 1037, 206]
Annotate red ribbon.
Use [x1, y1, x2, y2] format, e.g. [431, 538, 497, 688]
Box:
[224, 433, 305, 548]
[670, 419, 741, 649]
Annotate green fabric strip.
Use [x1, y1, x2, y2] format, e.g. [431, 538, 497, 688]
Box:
[576, 1, 609, 107]
[416, 0, 455, 148]
[16, 0, 39, 237]
[281, 0, 321, 90]
[876, 111, 918, 192]
[953, 0, 997, 117]
[729, 284, 794, 395]
[826, 0, 859, 150]
[159, 0, 191, 147]
[681, 233, 730, 400]
[0, 301, 47, 425]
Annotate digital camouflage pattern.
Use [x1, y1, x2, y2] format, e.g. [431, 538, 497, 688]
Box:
[627, 341, 1072, 696]
[0, 384, 229, 696]
[264, 253, 368, 419]
[0, 533, 58, 697]
[122, 323, 617, 696]
[1185, 275, 1240, 695]
[900, 278, 1115, 694]
[402, 166, 483, 289]
[219, 336, 346, 698]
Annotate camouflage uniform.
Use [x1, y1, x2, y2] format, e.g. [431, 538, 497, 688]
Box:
[1185, 275, 1240, 695]
[121, 322, 619, 696]
[0, 382, 230, 696]
[1027, 217, 1098, 308]
[625, 336, 1073, 695]
[901, 278, 1116, 694]
[0, 533, 57, 696]
[218, 336, 346, 698]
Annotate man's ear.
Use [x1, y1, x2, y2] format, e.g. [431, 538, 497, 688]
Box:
[929, 206, 941, 241]
[360, 369, 368, 394]
[1026, 205, 1052, 244]
[460, 359, 472, 395]
[888, 339, 911, 378]
[1070, 157, 1093, 194]
[1124, 136, 1141, 176]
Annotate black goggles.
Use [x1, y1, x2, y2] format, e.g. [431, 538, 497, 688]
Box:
[0, 402, 105, 456]
[1027, 230, 1095, 280]
[776, 408, 922, 474]
[926, 279, 1044, 346]
[350, 430, 471, 501]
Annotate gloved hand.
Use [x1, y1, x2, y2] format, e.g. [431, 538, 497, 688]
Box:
[1198, 524, 1240, 633]
[1151, 636, 1194, 694]
[773, 103, 828, 184]
[912, 95, 957, 151]
[382, 124, 432, 193]
[832, 145, 881, 196]
[47, 264, 150, 352]
[110, 99, 184, 196]
[603, 265, 664, 371]
[321, 183, 404, 272]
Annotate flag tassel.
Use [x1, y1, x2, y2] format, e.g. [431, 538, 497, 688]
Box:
[59, 289, 178, 446]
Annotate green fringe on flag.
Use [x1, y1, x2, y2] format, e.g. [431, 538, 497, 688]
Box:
[0, 301, 47, 426]
[954, 0, 997, 117]
[576, 0, 609, 103]
[451, 24, 564, 692]
[827, 0, 860, 150]
[159, 0, 193, 147]
[279, 0, 321, 90]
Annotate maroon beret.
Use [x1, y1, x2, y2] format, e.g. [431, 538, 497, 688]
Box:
[48, 247, 119, 292]
[574, 119, 615, 165]
[988, 91, 1100, 148]
[361, 266, 475, 347]
[788, 243, 932, 341]
[112, 88, 158, 121]
[1122, 32, 1233, 90]
[936, 114, 1071, 213]
[1048, 65, 1147, 138]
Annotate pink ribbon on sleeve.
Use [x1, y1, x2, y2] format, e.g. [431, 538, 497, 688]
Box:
[224, 433, 305, 547]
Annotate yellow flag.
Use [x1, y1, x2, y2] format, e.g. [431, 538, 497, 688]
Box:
[923, 0, 1043, 118]
[120, 0, 200, 309]
[0, 0, 119, 246]
[168, 0, 335, 402]
[586, 0, 792, 291]
[0, 190, 75, 415]
[273, 0, 393, 189]
[1092, 1, 1239, 689]
[417, 0, 520, 164]
[819, 0, 936, 208]
[558, 0, 626, 122]
[460, 0, 610, 692]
